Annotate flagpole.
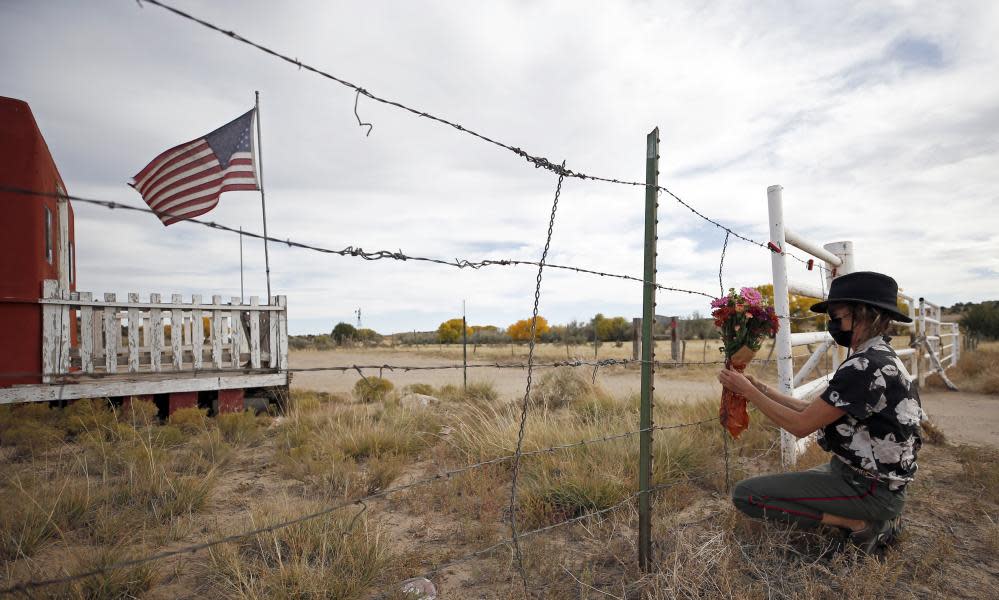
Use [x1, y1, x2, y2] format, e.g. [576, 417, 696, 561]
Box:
[254, 90, 273, 302]
[239, 226, 245, 299]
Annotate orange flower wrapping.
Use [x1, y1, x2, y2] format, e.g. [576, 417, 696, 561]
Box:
[719, 345, 756, 438]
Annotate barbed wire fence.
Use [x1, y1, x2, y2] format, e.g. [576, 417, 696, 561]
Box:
[0, 1, 834, 595]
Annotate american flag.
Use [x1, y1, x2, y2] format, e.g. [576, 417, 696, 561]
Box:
[129, 109, 259, 226]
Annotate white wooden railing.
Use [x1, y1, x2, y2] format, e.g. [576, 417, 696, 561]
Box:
[767, 186, 959, 467]
[40, 280, 288, 382]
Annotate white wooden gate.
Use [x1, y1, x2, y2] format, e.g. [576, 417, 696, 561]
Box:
[767, 185, 958, 467]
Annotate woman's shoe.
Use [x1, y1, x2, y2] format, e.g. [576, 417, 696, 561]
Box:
[884, 516, 904, 547]
[848, 520, 892, 554]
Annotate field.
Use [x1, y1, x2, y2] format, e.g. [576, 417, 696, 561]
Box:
[1, 342, 997, 598]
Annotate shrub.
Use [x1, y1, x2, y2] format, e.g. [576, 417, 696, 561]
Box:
[332, 322, 358, 344]
[0, 421, 64, 459]
[154, 424, 187, 447]
[353, 377, 393, 403]
[961, 302, 999, 339]
[65, 398, 117, 436]
[432, 381, 498, 404]
[217, 410, 263, 446]
[531, 367, 599, 410]
[121, 398, 159, 427]
[169, 407, 209, 432]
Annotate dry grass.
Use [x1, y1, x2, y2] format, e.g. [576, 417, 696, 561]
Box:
[202, 498, 391, 600]
[353, 376, 394, 403]
[927, 341, 999, 394]
[0, 399, 227, 580]
[1, 356, 996, 599]
[955, 444, 999, 504]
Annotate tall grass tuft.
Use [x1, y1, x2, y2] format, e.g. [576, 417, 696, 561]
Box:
[204, 498, 391, 600]
[530, 367, 609, 410]
[353, 376, 394, 403]
[45, 545, 156, 600]
[168, 406, 209, 432]
[217, 410, 266, 446]
[450, 399, 718, 527]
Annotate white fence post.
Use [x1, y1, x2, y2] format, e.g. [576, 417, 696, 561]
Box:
[918, 298, 927, 387]
[80, 291, 94, 374]
[767, 185, 798, 468]
[150, 293, 163, 373]
[171, 294, 184, 371]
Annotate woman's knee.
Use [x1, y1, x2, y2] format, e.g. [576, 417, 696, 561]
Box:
[731, 478, 757, 507]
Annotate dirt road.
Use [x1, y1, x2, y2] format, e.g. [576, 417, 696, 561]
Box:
[289, 348, 722, 404]
[921, 390, 999, 446]
[290, 349, 999, 447]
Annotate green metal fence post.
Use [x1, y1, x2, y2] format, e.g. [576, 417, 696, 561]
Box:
[638, 128, 659, 571]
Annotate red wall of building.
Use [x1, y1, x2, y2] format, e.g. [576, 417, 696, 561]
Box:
[0, 97, 76, 387]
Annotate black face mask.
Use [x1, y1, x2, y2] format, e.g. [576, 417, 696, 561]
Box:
[827, 317, 853, 348]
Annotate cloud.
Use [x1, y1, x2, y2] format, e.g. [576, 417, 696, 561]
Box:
[2, 0, 997, 335]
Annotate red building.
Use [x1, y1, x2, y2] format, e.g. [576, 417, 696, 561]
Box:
[0, 96, 77, 387]
[0, 97, 288, 413]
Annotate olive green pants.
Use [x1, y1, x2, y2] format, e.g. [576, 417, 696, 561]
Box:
[732, 458, 905, 528]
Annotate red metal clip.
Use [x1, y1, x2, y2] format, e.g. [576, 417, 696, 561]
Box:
[767, 241, 782, 254]
[807, 259, 814, 271]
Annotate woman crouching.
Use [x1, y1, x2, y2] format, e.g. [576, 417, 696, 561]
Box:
[717, 271, 921, 552]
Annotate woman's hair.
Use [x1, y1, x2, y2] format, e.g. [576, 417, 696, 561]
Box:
[832, 302, 895, 338]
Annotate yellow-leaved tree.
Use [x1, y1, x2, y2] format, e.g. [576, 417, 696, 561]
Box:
[437, 318, 471, 343]
[507, 316, 550, 342]
[755, 284, 822, 333]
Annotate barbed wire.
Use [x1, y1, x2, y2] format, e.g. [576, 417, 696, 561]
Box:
[509, 163, 564, 596]
[134, 0, 823, 271]
[0, 355, 795, 383]
[0, 185, 716, 300]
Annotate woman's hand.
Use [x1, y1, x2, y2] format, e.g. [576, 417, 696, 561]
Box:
[745, 374, 768, 395]
[718, 367, 757, 398]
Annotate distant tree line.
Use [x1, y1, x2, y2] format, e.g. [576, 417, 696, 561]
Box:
[955, 300, 999, 339]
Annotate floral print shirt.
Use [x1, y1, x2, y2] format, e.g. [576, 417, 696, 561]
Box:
[817, 335, 922, 491]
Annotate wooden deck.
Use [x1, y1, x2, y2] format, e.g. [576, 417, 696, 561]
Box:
[0, 281, 289, 404]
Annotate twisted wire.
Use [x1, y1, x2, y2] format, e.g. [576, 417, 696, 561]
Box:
[508, 163, 565, 598]
[135, 0, 818, 269]
[0, 185, 715, 299]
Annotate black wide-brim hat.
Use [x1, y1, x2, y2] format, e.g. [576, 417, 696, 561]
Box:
[809, 271, 912, 323]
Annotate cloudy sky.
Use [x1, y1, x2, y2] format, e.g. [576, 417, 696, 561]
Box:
[3, 1, 997, 335]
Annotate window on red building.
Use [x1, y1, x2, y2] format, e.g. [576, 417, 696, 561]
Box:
[44, 206, 53, 264]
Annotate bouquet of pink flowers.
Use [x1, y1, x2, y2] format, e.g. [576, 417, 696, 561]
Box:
[711, 287, 779, 438]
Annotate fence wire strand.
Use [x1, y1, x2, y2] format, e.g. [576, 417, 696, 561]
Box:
[0, 356, 788, 383]
[508, 163, 565, 597]
[0, 185, 715, 300]
[134, 0, 820, 269]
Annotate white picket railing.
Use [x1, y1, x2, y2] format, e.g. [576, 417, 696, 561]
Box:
[39, 280, 288, 382]
[767, 186, 959, 467]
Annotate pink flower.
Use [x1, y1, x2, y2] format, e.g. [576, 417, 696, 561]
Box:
[740, 287, 763, 307]
[711, 296, 729, 309]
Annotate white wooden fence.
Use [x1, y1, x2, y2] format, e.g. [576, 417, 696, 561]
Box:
[0, 280, 289, 404]
[767, 185, 959, 467]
